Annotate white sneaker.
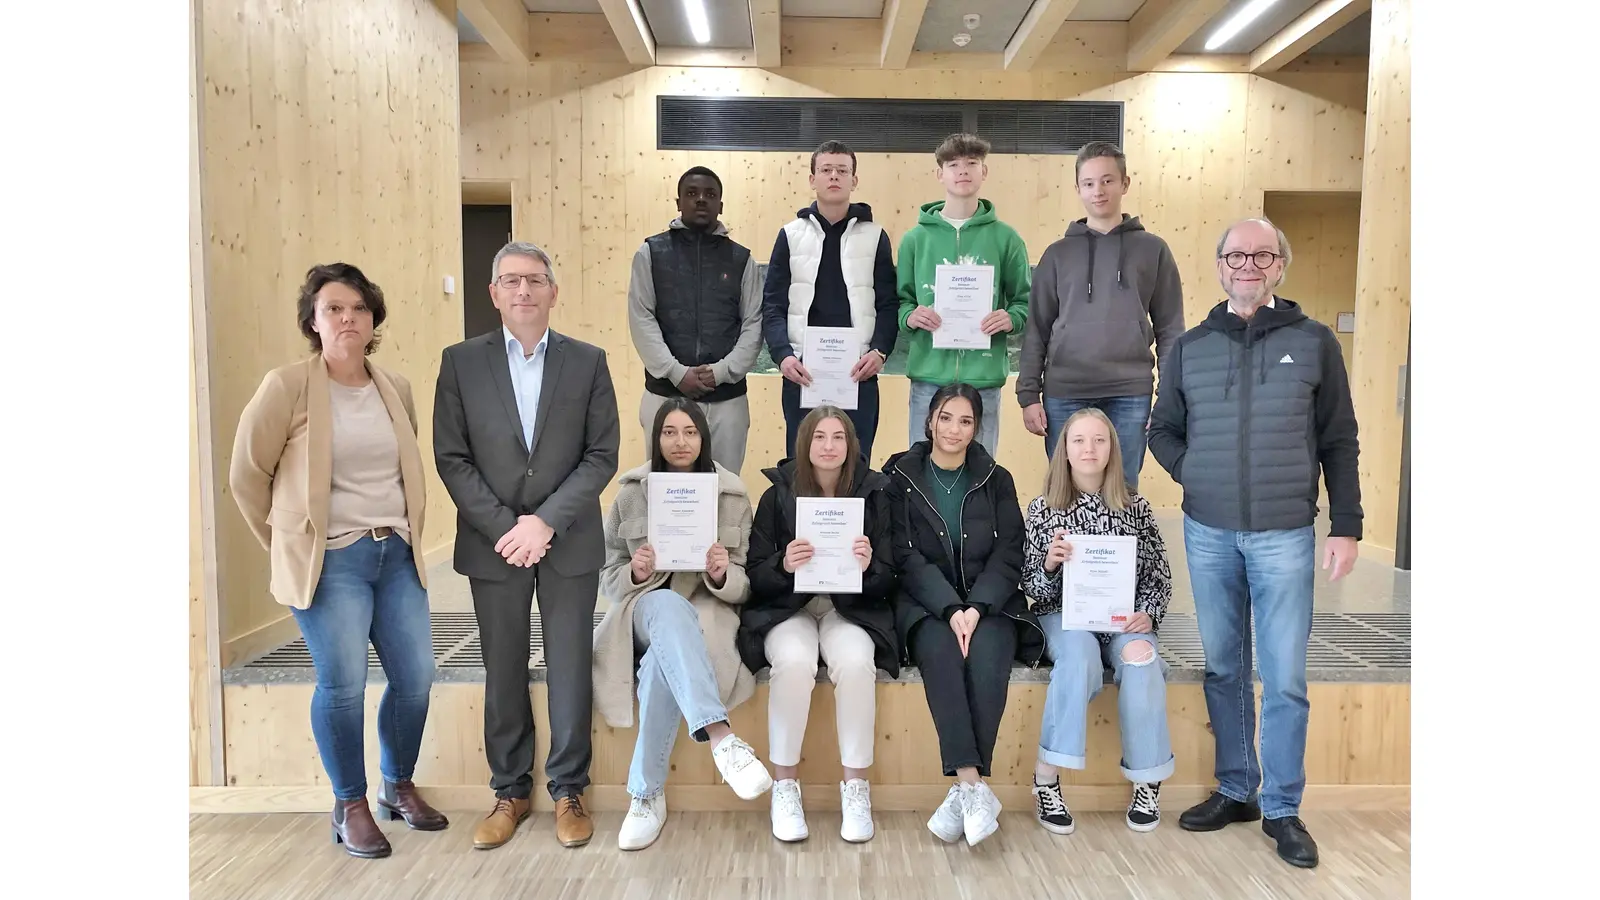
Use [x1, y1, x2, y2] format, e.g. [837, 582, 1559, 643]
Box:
[962, 781, 1001, 846]
[712, 734, 774, 800]
[618, 794, 667, 851]
[840, 779, 874, 843]
[770, 779, 809, 842]
[926, 783, 965, 843]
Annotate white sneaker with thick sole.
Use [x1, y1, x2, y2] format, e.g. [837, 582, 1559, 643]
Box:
[926, 783, 966, 843]
[963, 781, 1002, 846]
[770, 779, 809, 842]
[712, 735, 774, 800]
[617, 794, 667, 851]
[840, 779, 874, 843]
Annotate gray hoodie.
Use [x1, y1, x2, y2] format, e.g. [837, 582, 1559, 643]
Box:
[1016, 215, 1185, 405]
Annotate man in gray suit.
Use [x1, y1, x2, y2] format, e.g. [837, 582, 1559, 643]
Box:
[434, 241, 620, 851]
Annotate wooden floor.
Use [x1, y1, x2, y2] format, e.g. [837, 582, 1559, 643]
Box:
[190, 808, 1409, 899]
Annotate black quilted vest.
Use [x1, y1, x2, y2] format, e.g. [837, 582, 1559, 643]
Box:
[644, 226, 751, 402]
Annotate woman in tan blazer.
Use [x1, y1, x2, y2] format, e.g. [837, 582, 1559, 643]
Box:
[230, 263, 447, 859]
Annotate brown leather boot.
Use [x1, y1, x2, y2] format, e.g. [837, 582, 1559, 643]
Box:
[376, 779, 450, 831]
[554, 794, 593, 848]
[472, 796, 531, 850]
[331, 798, 392, 859]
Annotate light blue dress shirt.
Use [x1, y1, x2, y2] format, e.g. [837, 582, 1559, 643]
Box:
[504, 326, 549, 451]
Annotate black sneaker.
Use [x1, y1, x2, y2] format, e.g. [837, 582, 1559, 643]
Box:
[1179, 791, 1262, 832]
[1126, 782, 1161, 832]
[1263, 816, 1319, 868]
[1030, 778, 1074, 835]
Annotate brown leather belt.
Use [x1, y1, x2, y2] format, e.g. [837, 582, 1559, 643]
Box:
[370, 526, 394, 540]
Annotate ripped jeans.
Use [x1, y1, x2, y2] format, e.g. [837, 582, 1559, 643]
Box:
[1037, 615, 1175, 784]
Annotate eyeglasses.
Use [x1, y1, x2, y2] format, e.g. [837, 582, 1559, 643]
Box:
[496, 273, 552, 289]
[1219, 251, 1284, 270]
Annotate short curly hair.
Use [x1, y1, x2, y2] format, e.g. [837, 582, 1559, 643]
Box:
[296, 262, 387, 355]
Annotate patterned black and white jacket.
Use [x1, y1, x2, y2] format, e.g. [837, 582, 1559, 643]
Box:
[1022, 491, 1173, 645]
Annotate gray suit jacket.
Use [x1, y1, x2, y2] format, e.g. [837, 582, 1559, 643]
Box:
[433, 329, 621, 581]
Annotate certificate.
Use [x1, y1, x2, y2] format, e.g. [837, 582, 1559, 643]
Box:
[793, 497, 865, 594]
[646, 472, 719, 572]
[932, 263, 995, 350]
[1060, 535, 1137, 632]
[799, 326, 860, 410]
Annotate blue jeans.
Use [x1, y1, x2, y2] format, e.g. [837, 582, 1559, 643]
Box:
[1043, 395, 1152, 490]
[290, 535, 436, 800]
[1038, 615, 1175, 783]
[628, 590, 731, 799]
[1182, 516, 1315, 819]
[909, 380, 1002, 455]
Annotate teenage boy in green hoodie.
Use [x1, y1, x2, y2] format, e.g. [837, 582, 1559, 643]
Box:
[897, 133, 1031, 454]
[1017, 141, 1184, 489]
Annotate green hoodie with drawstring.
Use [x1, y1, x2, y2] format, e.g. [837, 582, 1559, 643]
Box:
[895, 199, 1032, 389]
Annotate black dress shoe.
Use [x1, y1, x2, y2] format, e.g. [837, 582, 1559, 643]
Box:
[1263, 816, 1319, 868]
[1178, 791, 1262, 832]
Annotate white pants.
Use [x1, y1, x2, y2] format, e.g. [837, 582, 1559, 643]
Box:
[764, 596, 878, 769]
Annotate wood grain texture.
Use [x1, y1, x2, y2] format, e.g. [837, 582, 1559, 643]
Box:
[190, 809, 1410, 899]
[1350, 0, 1410, 551]
[218, 681, 1408, 805]
[196, 0, 464, 654]
[457, 65, 1369, 513]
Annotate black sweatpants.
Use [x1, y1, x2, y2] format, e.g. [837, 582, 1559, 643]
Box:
[910, 614, 1018, 777]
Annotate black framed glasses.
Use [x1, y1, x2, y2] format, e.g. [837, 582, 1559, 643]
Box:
[1219, 251, 1284, 270]
[496, 273, 552, 289]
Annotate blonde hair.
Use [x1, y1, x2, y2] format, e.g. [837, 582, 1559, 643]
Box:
[1043, 408, 1131, 513]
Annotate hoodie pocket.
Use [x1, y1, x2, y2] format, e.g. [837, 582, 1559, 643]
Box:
[1053, 319, 1153, 384]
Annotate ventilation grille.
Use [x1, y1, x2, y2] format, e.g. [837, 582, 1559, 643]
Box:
[657, 97, 1122, 155]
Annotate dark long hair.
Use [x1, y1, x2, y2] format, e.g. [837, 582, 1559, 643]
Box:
[793, 406, 859, 498]
[923, 382, 984, 443]
[649, 398, 716, 474]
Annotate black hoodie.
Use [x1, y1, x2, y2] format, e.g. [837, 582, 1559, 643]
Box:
[736, 456, 901, 677]
[1147, 297, 1363, 539]
[1017, 215, 1185, 406]
[762, 202, 899, 364]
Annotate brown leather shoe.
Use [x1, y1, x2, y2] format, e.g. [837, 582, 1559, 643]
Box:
[376, 779, 450, 831]
[554, 794, 593, 848]
[472, 796, 531, 850]
[331, 799, 392, 859]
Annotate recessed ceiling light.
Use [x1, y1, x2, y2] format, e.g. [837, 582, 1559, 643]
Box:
[684, 0, 711, 45]
[1204, 0, 1282, 51]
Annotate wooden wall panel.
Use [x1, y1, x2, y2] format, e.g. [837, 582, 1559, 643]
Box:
[197, 0, 464, 654]
[1351, 0, 1410, 551]
[1265, 192, 1362, 362]
[459, 65, 1367, 513]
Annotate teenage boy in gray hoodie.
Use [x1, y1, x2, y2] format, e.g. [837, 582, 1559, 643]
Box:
[1016, 142, 1184, 489]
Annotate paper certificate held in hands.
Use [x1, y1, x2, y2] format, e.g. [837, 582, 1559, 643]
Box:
[799, 326, 860, 411]
[1060, 535, 1138, 632]
[794, 496, 865, 594]
[646, 472, 719, 572]
[932, 263, 995, 350]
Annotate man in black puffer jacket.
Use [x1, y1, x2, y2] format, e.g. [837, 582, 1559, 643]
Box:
[1148, 217, 1362, 871]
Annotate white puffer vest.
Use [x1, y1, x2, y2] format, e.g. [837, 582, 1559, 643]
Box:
[783, 212, 882, 360]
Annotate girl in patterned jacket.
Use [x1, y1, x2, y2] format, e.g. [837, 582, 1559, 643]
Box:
[1022, 407, 1175, 836]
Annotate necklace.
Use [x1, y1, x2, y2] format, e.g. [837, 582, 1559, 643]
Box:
[930, 462, 965, 494]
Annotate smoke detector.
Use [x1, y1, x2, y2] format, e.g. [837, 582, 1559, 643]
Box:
[952, 32, 972, 47]
[963, 14, 981, 30]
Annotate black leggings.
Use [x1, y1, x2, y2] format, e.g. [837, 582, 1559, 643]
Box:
[910, 614, 1018, 777]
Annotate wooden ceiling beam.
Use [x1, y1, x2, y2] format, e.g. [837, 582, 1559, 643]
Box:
[880, 0, 931, 69]
[1250, 0, 1371, 73]
[458, 0, 532, 65]
[596, 0, 657, 66]
[1126, 0, 1229, 72]
[1003, 0, 1086, 71]
[749, 0, 781, 68]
